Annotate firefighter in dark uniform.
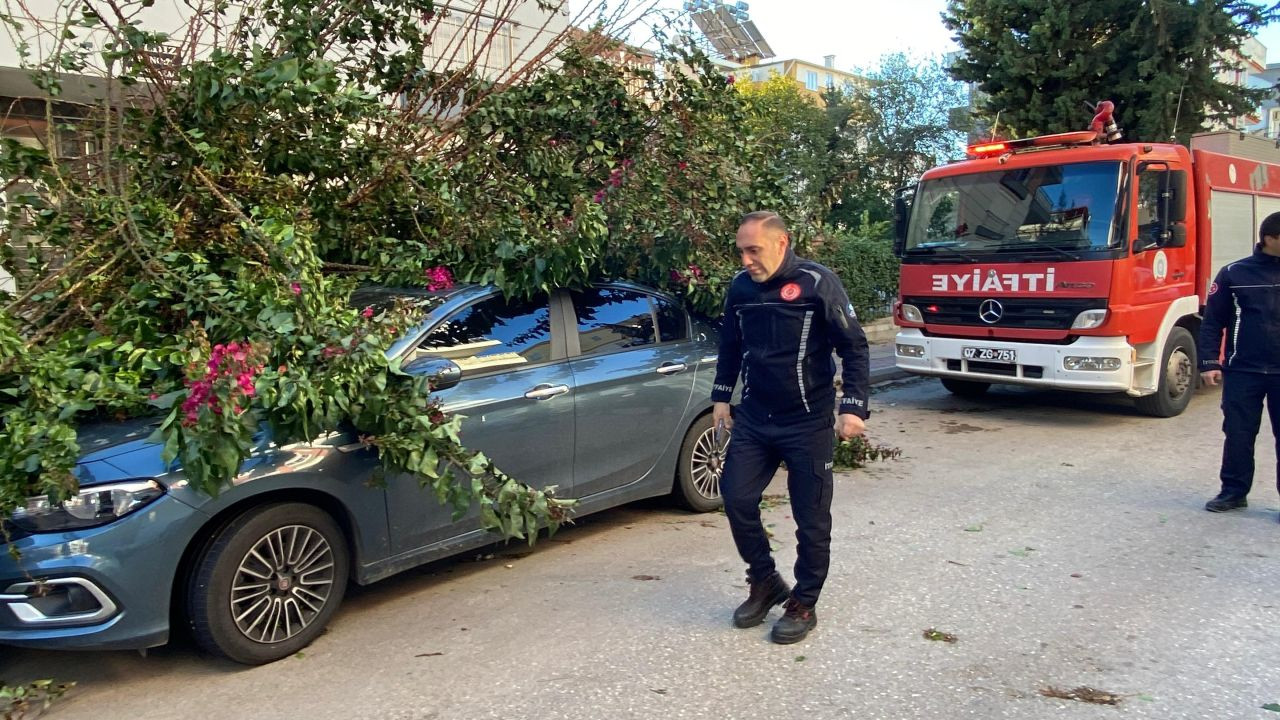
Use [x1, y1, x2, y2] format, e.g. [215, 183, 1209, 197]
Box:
[711, 211, 870, 644]
[1198, 211, 1280, 516]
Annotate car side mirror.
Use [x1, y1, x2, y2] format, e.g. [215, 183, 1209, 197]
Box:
[1164, 222, 1187, 248]
[402, 356, 463, 390]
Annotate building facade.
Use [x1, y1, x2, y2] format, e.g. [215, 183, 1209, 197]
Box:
[738, 55, 864, 103]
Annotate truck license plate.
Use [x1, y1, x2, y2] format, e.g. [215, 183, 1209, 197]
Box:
[962, 346, 1016, 363]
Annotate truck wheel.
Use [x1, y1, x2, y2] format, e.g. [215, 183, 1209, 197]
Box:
[673, 414, 726, 513]
[941, 378, 991, 398]
[188, 503, 349, 665]
[1134, 326, 1197, 418]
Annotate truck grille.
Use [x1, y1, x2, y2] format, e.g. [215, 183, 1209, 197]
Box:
[905, 296, 1105, 330]
[947, 359, 1044, 378]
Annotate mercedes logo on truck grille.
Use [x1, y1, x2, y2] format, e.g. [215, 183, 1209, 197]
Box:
[978, 299, 1003, 324]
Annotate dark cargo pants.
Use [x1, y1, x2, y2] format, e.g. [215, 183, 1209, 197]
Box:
[720, 410, 834, 607]
[1218, 370, 1280, 499]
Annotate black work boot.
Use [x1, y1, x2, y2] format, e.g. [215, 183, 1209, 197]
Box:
[770, 598, 817, 644]
[733, 572, 790, 629]
[1205, 494, 1248, 512]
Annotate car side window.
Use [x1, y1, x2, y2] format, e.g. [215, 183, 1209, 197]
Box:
[417, 294, 552, 375]
[653, 295, 688, 342]
[571, 288, 656, 355]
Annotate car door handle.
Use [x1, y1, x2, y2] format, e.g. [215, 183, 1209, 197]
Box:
[1171, 270, 1186, 279]
[524, 384, 570, 400]
[655, 362, 688, 375]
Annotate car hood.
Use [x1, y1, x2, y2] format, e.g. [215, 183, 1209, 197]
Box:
[74, 416, 170, 487]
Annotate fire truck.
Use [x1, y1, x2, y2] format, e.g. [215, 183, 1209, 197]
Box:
[891, 104, 1280, 417]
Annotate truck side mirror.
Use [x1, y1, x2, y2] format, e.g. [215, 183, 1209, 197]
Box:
[892, 184, 916, 257]
[1166, 171, 1187, 223]
[1163, 223, 1187, 248]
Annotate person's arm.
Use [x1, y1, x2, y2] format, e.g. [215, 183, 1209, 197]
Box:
[1197, 266, 1232, 377]
[819, 272, 870, 422]
[711, 283, 741, 427]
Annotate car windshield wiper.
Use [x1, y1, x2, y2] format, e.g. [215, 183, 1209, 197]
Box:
[991, 241, 1083, 261]
[905, 244, 980, 263]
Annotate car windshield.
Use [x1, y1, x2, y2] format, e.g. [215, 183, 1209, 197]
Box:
[906, 161, 1124, 257]
[349, 286, 451, 316]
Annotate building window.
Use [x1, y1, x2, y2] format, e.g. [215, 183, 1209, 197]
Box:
[804, 70, 818, 91]
[824, 73, 833, 89]
[751, 69, 763, 83]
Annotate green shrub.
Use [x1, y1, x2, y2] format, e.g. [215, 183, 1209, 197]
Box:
[812, 230, 900, 321]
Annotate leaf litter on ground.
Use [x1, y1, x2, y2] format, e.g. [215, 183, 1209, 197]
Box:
[1039, 686, 1123, 705]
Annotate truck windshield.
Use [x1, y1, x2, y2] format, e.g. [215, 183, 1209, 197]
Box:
[906, 161, 1124, 258]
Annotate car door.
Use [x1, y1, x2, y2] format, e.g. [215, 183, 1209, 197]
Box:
[384, 291, 575, 553]
[566, 286, 697, 499]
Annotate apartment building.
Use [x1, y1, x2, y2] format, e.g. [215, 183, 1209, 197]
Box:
[738, 54, 864, 103]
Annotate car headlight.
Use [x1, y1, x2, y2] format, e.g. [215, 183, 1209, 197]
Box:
[10, 480, 164, 533]
[900, 303, 924, 323]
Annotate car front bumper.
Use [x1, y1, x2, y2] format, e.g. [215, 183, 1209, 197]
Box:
[0, 492, 203, 651]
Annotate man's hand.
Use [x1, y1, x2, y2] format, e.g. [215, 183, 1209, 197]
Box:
[836, 413, 865, 441]
[713, 402, 733, 432]
[1201, 370, 1223, 386]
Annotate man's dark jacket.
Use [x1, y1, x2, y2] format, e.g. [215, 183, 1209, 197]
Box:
[1199, 248, 1280, 374]
[711, 250, 871, 422]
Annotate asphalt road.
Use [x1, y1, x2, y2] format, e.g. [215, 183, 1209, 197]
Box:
[5, 378, 1279, 720]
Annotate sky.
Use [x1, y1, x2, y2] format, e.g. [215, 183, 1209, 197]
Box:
[577, 0, 1280, 72]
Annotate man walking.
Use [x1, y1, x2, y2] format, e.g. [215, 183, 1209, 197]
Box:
[1198, 211, 1280, 516]
[711, 211, 870, 644]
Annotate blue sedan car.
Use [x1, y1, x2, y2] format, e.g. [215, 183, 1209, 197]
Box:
[0, 282, 728, 664]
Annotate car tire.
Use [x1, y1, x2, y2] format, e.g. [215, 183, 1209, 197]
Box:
[941, 378, 991, 398]
[1134, 326, 1197, 418]
[673, 414, 726, 513]
[187, 502, 349, 665]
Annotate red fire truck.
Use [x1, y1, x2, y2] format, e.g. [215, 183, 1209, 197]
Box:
[891, 108, 1280, 417]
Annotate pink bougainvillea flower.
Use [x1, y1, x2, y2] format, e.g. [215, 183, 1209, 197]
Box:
[677, 161, 689, 171]
[726, 74, 735, 85]
[425, 265, 454, 292]
[593, 189, 607, 203]
[362, 306, 374, 318]
[290, 282, 302, 296]
[149, 393, 159, 400]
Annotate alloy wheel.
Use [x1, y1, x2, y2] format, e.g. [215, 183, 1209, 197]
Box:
[688, 426, 729, 500]
[230, 524, 336, 644]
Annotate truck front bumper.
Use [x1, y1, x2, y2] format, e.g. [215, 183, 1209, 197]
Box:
[893, 329, 1135, 393]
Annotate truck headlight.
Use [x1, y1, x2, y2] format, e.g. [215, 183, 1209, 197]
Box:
[1064, 356, 1122, 371]
[896, 344, 925, 358]
[900, 304, 923, 323]
[1070, 309, 1108, 330]
[10, 480, 164, 533]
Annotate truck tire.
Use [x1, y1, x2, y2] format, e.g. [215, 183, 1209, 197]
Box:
[941, 378, 991, 398]
[188, 502, 349, 665]
[1134, 326, 1197, 418]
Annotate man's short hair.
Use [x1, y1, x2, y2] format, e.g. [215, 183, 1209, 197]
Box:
[1260, 211, 1280, 246]
[740, 210, 788, 239]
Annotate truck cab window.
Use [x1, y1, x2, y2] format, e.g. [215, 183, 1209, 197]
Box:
[1136, 168, 1166, 247]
